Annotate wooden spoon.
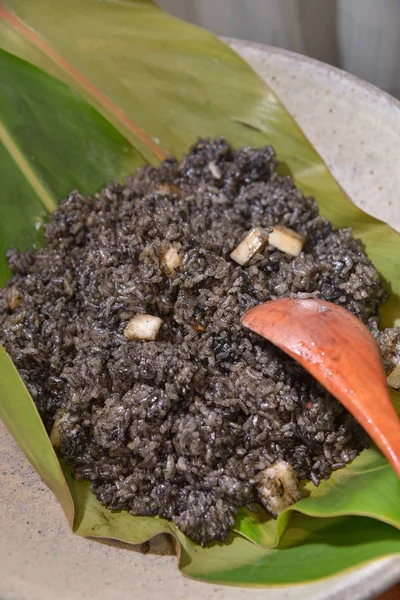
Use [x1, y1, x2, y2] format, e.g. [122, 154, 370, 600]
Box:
[242, 297, 400, 478]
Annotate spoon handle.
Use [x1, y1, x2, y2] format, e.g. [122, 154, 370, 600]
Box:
[242, 298, 400, 478]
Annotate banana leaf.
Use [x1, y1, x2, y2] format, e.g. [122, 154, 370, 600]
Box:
[1, 0, 400, 586]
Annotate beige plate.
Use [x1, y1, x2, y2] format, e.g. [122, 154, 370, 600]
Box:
[1, 40, 400, 600]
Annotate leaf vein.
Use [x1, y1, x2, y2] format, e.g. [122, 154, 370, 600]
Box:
[0, 6, 166, 161]
[0, 116, 57, 213]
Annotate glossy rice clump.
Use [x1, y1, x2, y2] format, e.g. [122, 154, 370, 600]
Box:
[1, 138, 399, 545]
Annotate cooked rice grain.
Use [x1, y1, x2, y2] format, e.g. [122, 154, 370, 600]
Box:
[1, 138, 399, 545]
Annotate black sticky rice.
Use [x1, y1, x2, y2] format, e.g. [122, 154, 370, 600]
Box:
[1, 138, 399, 545]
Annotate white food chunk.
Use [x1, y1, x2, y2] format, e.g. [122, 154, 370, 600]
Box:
[208, 161, 222, 179]
[7, 286, 23, 311]
[50, 410, 70, 449]
[388, 364, 400, 389]
[161, 245, 182, 278]
[257, 459, 303, 517]
[230, 227, 269, 266]
[124, 314, 163, 341]
[268, 225, 306, 257]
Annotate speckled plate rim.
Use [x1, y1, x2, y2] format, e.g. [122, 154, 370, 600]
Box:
[230, 38, 400, 112]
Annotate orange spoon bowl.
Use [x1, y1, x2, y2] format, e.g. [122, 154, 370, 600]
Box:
[242, 298, 400, 478]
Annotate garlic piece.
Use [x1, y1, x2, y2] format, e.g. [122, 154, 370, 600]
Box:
[161, 245, 182, 279]
[268, 225, 306, 257]
[7, 286, 24, 311]
[388, 364, 400, 390]
[124, 314, 163, 341]
[230, 227, 269, 266]
[156, 183, 183, 197]
[257, 459, 303, 517]
[50, 410, 70, 449]
[208, 161, 222, 179]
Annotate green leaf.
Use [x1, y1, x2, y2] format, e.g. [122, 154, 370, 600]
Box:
[178, 514, 400, 585]
[234, 505, 288, 548]
[1, 0, 400, 587]
[0, 346, 74, 526]
[65, 466, 174, 543]
[0, 47, 145, 284]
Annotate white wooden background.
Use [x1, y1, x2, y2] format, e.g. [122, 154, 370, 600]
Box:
[158, 0, 400, 99]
